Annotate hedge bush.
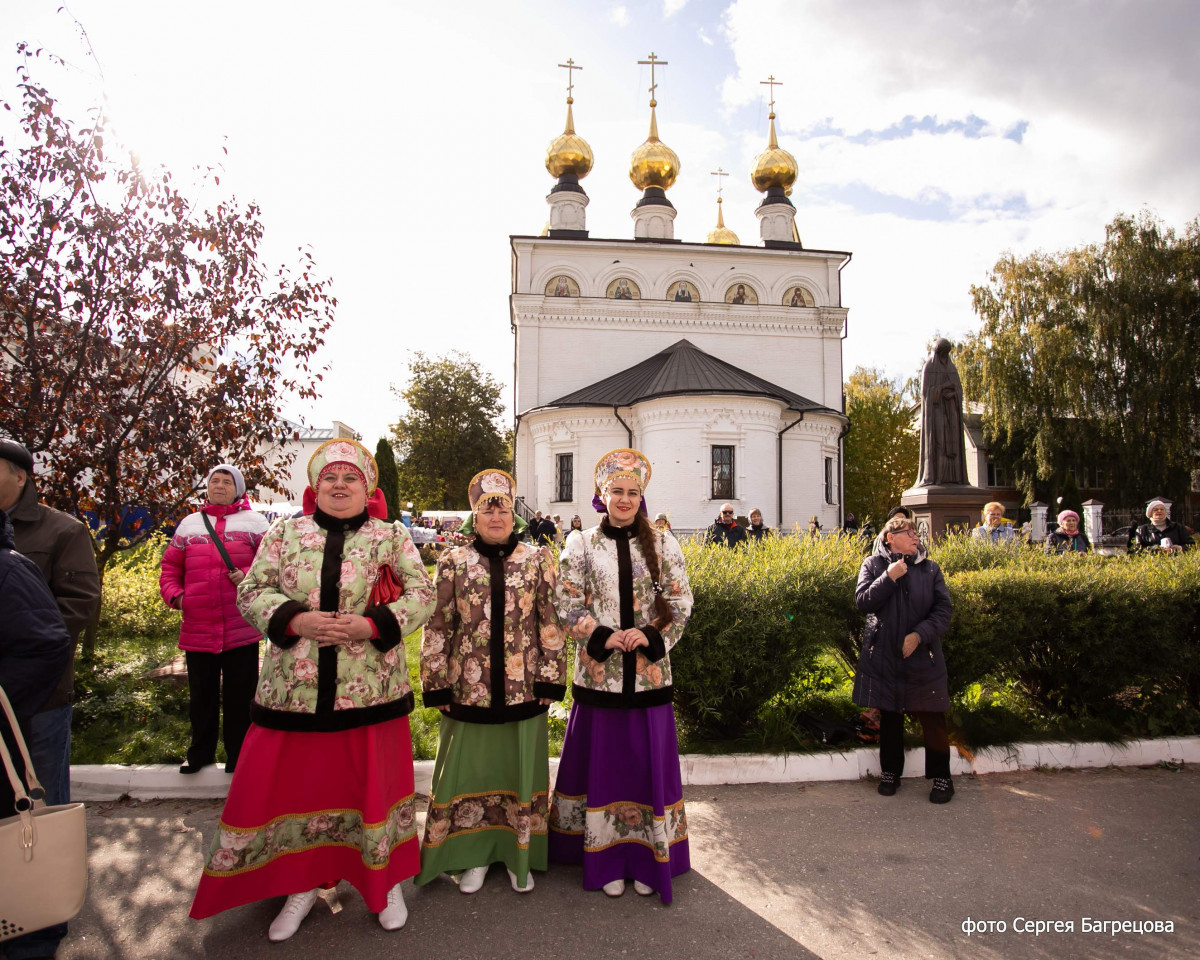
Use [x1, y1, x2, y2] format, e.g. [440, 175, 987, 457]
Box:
[671, 532, 1200, 743]
[672, 534, 863, 739]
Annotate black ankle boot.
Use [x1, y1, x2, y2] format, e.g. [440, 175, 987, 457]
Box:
[877, 772, 899, 796]
[929, 777, 954, 803]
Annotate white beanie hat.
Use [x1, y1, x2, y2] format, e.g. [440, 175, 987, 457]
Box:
[206, 464, 246, 499]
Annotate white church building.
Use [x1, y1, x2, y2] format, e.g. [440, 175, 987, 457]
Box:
[511, 73, 850, 534]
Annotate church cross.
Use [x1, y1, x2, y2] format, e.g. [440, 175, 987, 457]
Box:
[760, 74, 782, 113]
[711, 167, 729, 199]
[558, 58, 582, 102]
[638, 52, 668, 106]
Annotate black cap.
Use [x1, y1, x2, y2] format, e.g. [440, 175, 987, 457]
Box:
[0, 439, 33, 473]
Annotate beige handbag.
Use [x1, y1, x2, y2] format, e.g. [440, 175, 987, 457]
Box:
[0, 685, 88, 942]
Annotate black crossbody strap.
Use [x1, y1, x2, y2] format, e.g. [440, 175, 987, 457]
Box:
[200, 511, 237, 573]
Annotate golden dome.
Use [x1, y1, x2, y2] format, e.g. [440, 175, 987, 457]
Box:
[545, 101, 594, 179]
[629, 105, 680, 191]
[706, 198, 739, 244]
[751, 113, 798, 193]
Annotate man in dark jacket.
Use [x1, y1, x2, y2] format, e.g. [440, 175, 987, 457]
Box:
[706, 503, 748, 547]
[0, 506, 74, 956]
[0, 441, 99, 813]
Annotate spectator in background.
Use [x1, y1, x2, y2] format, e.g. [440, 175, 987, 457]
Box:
[0, 438, 99, 960]
[566, 515, 584, 541]
[159, 464, 268, 775]
[1045, 510, 1090, 554]
[886, 506, 912, 521]
[807, 515, 822, 539]
[706, 504, 747, 547]
[842, 512, 860, 534]
[746, 508, 771, 541]
[1130, 500, 1192, 553]
[853, 515, 954, 804]
[972, 502, 1015, 544]
[0, 504, 74, 958]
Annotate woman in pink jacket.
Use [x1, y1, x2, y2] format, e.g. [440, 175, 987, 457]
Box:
[160, 464, 269, 774]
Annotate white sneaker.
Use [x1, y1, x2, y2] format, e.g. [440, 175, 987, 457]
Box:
[268, 888, 319, 942]
[507, 868, 535, 893]
[602, 879, 626, 897]
[458, 865, 489, 894]
[378, 882, 407, 931]
[633, 880, 654, 896]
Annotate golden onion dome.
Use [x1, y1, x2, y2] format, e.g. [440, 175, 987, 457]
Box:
[751, 112, 798, 193]
[629, 104, 680, 191]
[706, 198, 739, 244]
[545, 100, 594, 179]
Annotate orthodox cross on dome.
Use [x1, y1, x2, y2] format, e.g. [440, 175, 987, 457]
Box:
[711, 166, 729, 199]
[638, 52, 668, 107]
[760, 74, 782, 116]
[558, 58, 583, 103]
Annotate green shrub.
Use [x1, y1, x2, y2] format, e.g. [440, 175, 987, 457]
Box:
[671, 534, 863, 740]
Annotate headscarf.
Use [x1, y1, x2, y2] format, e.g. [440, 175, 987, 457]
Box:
[302, 438, 386, 519]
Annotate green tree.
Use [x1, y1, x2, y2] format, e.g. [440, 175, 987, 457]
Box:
[843, 367, 920, 525]
[960, 211, 1200, 509]
[374, 438, 400, 521]
[391, 352, 509, 510]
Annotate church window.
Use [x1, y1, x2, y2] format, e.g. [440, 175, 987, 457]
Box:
[712, 446, 734, 500]
[824, 457, 836, 504]
[555, 454, 573, 502]
[986, 459, 1010, 488]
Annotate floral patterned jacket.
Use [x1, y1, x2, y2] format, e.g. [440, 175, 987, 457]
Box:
[556, 520, 692, 708]
[236, 508, 436, 732]
[421, 535, 567, 723]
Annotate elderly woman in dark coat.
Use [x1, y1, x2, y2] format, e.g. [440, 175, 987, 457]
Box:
[853, 515, 955, 803]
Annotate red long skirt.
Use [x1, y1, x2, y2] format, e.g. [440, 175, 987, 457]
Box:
[190, 716, 420, 919]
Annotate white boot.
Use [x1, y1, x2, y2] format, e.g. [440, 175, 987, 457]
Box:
[633, 880, 654, 896]
[378, 882, 408, 931]
[458, 865, 489, 894]
[268, 888, 319, 942]
[507, 868, 535, 893]
[602, 879, 626, 897]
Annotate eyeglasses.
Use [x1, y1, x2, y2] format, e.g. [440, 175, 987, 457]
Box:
[721, 510, 734, 515]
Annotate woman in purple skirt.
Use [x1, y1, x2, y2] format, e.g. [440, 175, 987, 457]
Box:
[548, 448, 693, 902]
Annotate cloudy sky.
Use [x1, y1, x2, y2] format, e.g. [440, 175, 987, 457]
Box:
[5, 0, 1198, 449]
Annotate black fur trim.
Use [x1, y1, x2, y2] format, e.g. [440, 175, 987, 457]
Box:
[571, 683, 674, 709]
[641, 625, 667, 663]
[533, 681, 567, 702]
[250, 692, 414, 732]
[365, 604, 402, 652]
[587, 626, 616, 661]
[267, 600, 308, 648]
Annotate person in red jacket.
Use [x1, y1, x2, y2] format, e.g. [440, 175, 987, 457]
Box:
[160, 464, 269, 774]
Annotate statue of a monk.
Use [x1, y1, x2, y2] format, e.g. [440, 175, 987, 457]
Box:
[917, 338, 968, 486]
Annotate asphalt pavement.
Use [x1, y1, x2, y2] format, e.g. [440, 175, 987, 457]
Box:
[48, 765, 1200, 960]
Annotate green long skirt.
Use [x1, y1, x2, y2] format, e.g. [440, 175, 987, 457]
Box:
[415, 713, 550, 888]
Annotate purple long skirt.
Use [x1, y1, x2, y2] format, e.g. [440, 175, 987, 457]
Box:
[548, 701, 689, 903]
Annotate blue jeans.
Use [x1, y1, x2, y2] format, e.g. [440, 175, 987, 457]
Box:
[3, 704, 71, 960]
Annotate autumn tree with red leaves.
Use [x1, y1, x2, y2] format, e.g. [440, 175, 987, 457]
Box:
[0, 45, 336, 588]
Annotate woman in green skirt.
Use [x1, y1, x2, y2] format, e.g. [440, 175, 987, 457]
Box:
[416, 469, 567, 893]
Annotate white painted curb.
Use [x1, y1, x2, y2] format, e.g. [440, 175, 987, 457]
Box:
[69, 736, 1200, 801]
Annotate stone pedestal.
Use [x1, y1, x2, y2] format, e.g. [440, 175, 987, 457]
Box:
[1029, 502, 1048, 542]
[901, 484, 991, 540]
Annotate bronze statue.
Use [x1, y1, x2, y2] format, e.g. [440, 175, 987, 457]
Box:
[917, 338, 968, 486]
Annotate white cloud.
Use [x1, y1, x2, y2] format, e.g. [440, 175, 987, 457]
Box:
[610, 5, 629, 27]
[698, 27, 714, 46]
[663, 0, 688, 18]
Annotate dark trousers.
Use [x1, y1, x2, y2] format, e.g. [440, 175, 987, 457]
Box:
[185, 644, 259, 769]
[879, 710, 951, 778]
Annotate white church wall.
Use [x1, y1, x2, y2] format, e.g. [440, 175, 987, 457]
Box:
[780, 416, 843, 533]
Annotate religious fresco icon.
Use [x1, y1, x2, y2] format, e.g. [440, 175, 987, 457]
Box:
[785, 285, 815, 307]
[546, 275, 580, 297]
[725, 282, 758, 305]
[606, 277, 641, 300]
[669, 280, 700, 302]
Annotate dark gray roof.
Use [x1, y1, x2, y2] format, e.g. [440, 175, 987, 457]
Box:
[544, 339, 841, 416]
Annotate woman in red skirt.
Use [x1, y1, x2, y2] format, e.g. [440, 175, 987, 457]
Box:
[189, 439, 436, 940]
